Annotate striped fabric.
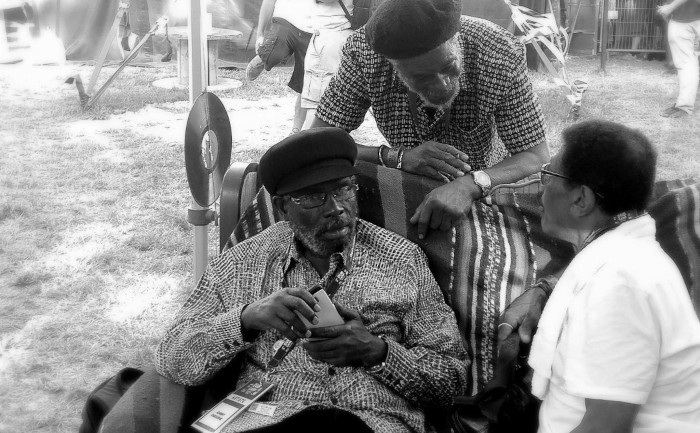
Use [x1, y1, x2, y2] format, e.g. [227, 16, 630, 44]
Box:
[648, 179, 700, 315]
[231, 162, 700, 394]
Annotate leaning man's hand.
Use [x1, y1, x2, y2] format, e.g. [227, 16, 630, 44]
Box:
[402, 141, 471, 182]
[409, 176, 480, 239]
[497, 285, 548, 345]
[302, 303, 388, 368]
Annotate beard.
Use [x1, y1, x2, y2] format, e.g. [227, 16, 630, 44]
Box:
[288, 214, 357, 258]
[417, 79, 460, 109]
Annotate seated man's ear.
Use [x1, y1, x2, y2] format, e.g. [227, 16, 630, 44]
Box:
[272, 195, 290, 218]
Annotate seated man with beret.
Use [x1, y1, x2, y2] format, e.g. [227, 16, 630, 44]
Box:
[311, 0, 550, 239]
[154, 128, 467, 432]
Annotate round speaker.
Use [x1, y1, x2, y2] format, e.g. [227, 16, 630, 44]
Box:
[184, 92, 232, 207]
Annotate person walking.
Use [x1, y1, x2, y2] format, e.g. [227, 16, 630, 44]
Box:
[658, 0, 700, 118]
[246, 0, 315, 133]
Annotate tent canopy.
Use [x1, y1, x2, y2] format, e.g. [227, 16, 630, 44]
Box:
[31, 0, 257, 61]
[29, 0, 517, 62]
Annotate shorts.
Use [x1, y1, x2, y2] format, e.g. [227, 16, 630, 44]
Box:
[300, 29, 352, 109]
[257, 18, 313, 93]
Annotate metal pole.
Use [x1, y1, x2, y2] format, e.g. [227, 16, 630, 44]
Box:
[189, 0, 209, 283]
[601, 0, 609, 73]
[56, 0, 60, 37]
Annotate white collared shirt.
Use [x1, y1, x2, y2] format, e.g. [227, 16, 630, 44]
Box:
[531, 215, 700, 433]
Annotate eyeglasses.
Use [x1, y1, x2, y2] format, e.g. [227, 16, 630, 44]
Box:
[540, 163, 605, 199]
[289, 184, 359, 209]
[540, 163, 575, 185]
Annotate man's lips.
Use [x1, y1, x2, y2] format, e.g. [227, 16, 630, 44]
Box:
[321, 221, 351, 238]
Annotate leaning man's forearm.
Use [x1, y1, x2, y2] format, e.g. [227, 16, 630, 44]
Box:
[486, 140, 549, 186]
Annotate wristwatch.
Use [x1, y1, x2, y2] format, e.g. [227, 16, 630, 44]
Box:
[365, 335, 388, 374]
[471, 170, 492, 198]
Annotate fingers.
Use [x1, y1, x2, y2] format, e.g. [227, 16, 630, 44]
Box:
[421, 165, 453, 182]
[270, 310, 311, 339]
[269, 317, 303, 340]
[308, 324, 343, 340]
[334, 302, 360, 321]
[433, 159, 466, 180]
[409, 201, 432, 240]
[409, 190, 462, 239]
[303, 341, 345, 365]
[497, 321, 515, 342]
[430, 142, 470, 172]
[245, 287, 321, 337]
[518, 313, 539, 344]
[438, 213, 452, 232]
[284, 287, 320, 323]
[404, 142, 470, 179]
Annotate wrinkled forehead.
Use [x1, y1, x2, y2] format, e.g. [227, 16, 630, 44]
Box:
[390, 39, 460, 78]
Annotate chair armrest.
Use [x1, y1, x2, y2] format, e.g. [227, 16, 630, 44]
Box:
[219, 162, 260, 252]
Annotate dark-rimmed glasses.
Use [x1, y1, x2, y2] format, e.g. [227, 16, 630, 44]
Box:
[289, 184, 359, 209]
[540, 163, 605, 199]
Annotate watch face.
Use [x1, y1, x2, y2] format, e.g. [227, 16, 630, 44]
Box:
[474, 171, 491, 187]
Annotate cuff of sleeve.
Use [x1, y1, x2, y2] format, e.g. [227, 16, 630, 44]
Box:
[534, 275, 558, 298]
[368, 339, 412, 389]
[210, 304, 254, 358]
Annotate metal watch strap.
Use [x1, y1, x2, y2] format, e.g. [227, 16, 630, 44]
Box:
[365, 335, 387, 374]
[472, 170, 491, 198]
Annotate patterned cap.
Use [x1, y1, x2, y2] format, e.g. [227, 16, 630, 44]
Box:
[259, 128, 358, 196]
[365, 0, 461, 59]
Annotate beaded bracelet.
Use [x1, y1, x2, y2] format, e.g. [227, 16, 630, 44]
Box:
[386, 147, 400, 169]
[532, 275, 557, 299]
[396, 146, 405, 170]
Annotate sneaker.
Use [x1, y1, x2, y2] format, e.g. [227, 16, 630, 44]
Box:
[661, 106, 689, 118]
[245, 56, 265, 81]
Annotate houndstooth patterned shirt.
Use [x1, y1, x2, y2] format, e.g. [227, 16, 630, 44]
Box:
[156, 219, 467, 432]
[316, 16, 546, 171]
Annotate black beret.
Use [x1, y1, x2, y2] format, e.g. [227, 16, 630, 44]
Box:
[259, 128, 359, 196]
[365, 0, 461, 59]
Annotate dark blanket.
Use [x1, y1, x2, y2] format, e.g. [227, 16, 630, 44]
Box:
[232, 162, 700, 394]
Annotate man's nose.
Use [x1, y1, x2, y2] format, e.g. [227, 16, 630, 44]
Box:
[438, 73, 451, 88]
[323, 194, 344, 215]
[431, 73, 453, 89]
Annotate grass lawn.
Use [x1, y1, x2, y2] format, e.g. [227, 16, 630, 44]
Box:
[0, 53, 698, 432]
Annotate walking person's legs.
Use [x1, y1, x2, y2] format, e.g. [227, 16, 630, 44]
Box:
[663, 19, 700, 116]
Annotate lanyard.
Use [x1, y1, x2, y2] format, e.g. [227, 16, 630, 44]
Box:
[579, 210, 647, 251]
[407, 91, 452, 143]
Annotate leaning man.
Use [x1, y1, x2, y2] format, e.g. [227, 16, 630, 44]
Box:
[155, 128, 467, 432]
[311, 0, 549, 238]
